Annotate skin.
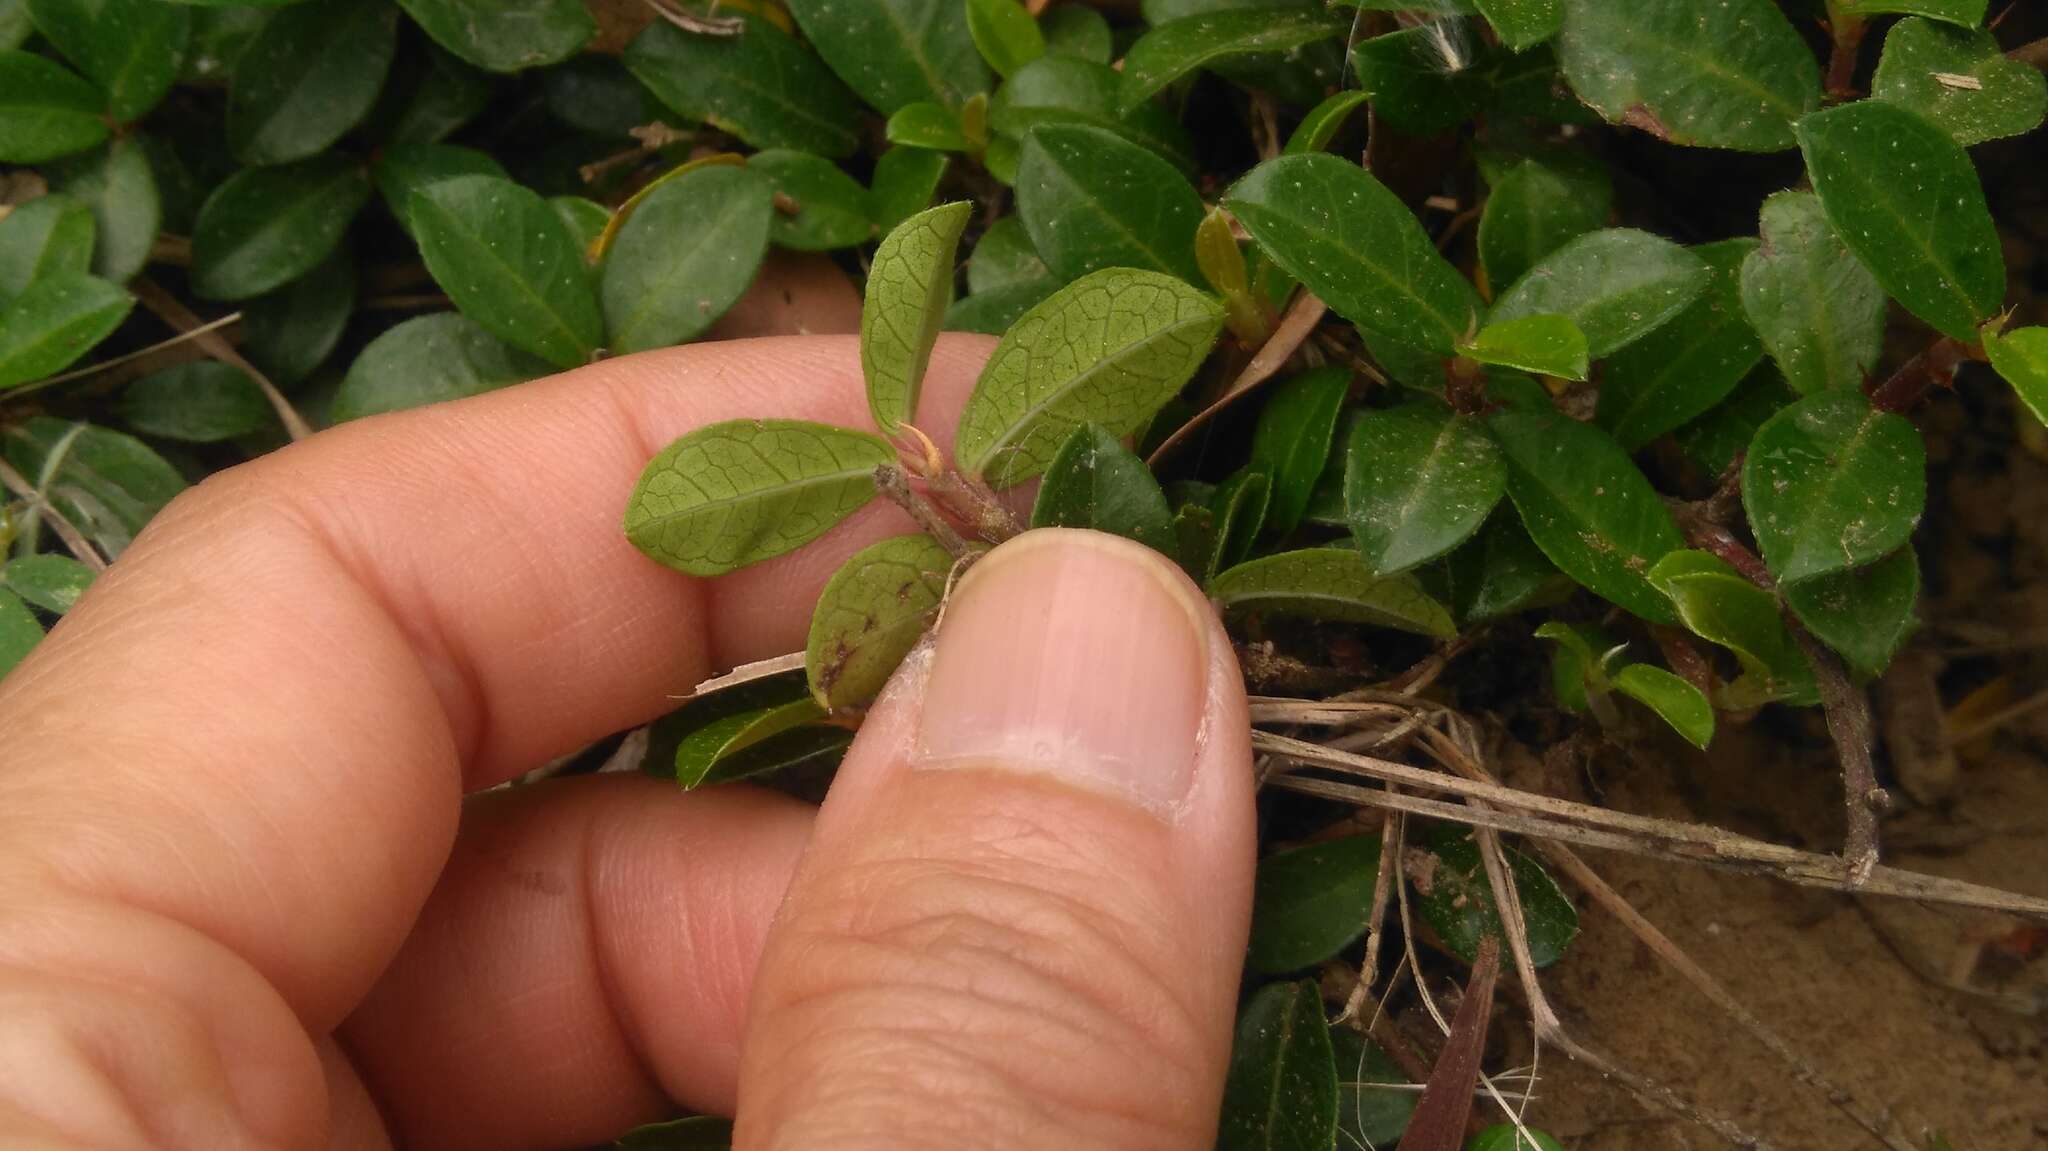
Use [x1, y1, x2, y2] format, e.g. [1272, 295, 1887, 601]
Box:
[0, 333, 1256, 1150]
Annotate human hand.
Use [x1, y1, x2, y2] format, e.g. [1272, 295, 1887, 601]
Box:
[0, 335, 1255, 1150]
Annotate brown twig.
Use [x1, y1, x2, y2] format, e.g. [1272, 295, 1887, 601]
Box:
[131, 278, 312, 441]
[1146, 291, 1329, 466]
[874, 463, 971, 558]
[1866, 335, 1969, 414]
[0, 457, 106, 572]
[1792, 626, 1887, 886]
[2010, 34, 2048, 69]
[1338, 807, 1405, 1025]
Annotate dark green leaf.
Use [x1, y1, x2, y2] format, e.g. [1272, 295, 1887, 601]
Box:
[1345, 405, 1505, 576]
[1784, 545, 1919, 679]
[1032, 424, 1177, 553]
[0, 0, 30, 50]
[412, 173, 601, 366]
[884, 101, 970, 151]
[26, 0, 188, 121]
[331, 312, 550, 421]
[1211, 547, 1457, 637]
[942, 276, 1057, 334]
[1555, 0, 1820, 151]
[228, 0, 397, 165]
[1207, 467, 1270, 575]
[1489, 408, 1683, 624]
[806, 533, 953, 710]
[1041, 5, 1111, 63]
[0, 553, 94, 615]
[1332, 1029, 1416, 1150]
[1468, 1125, 1565, 1151]
[675, 696, 834, 788]
[1613, 664, 1714, 748]
[1225, 154, 1481, 355]
[394, 0, 593, 73]
[1743, 390, 1925, 586]
[625, 418, 895, 577]
[179, 6, 265, 85]
[869, 146, 950, 234]
[601, 165, 771, 354]
[1248, 834, 1382, 974]
[1873, 18, 2046, 146]
[751, 149, 873, 251]
[1477, 150, 1610, 292]
[550, 196, 610, 252]
[1283, 90, 1368, 156]
[1596, 238, 1763, 450]
[1837, 0, 1986, 26]
[119, 361, 272, 443]
[783, 0, 988, 113]
[1412, 823, 1578, 968]
[1016, 123, 1204, 284]
[0, 48, 109, 163]
[967, 0, 1044, 79]
[0, 193, 95, 303]
[1440, 511, 1571, 624]
[862, 200, 971, 432]
[242, 248, 356, 386]
[956, 267, 1223, 487]
[1476, 0, 1561, 51]
[1145, 0, 1346, 108]
[1674, 364, 1795, 478]
[191, 154, 369, 301]
[1796, 99, 2003, 342]
[1647, 550, 1816, 704]
[1217, 980, 1339, 1151]
[44, 136, 158, 283]
[541, 55, 654, 139]
[1462, 314, 1589, 381]
[1350, 24, 1485, 136]
[1250, 365, 1349, 538]
[987, 55, 1194, 172]
[0, 272, 131, 389]
[614, 1115, 735, 1150]
[1986, 325, 2048, 425]
[1739, 191, 1887, 396]
[1489, 228, 1709, 357]
[966, 215, 1047, 294]
[624, 12, 862, 159]
[0, 588, 40, 677]
[377, 40, 495, 145]
[4, 417, 184, 558]
[1117, 8, 1346, 112]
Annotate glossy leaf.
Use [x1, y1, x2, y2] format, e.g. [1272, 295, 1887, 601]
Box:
[1016, 123, 1204, 284]
[1349, 24, 1484, 136]
[1469, 1126, 1565, 1151]
[1225, 154, 1480, 355]
[1796, 99, 2003, 342]
[782, 0, 988, 114]
[869, 146, 951, 234]
[1742, 390, 1925, 586]
[1117, 8, 1347, 112]
[44, 137, 157, 284]
[1489, 228, 1709, 358]
[1041, 5, 1110, 62]
[178, 6, 265, 84]
[1332, 1029, 1416, 1149]
[1537, 619, 1604, 712]
[372, 142, 508, 234]
[242, 248, 355, 386]
[1739, 191, 1886, 396]
[624, 13, 862, 158]
[1596, 238, 1763, 450]
[0, 553, 93, 615]
[967, 0, 1043, 78]
[1211, 548, 1457, 638]
[1986, 326, 2048, 425]
[0, 272, 130, 389]
[1250, 365, 1349, 538]
[26, 0, 188, 121]
[599, 164, 771, 354]
[1345, 405, 1505, 577]
[1283, 90, 1368, 156]
[118, 361, 270, 443]
[1648, 550, 1816, 704]
[394, 0, 593, 74]
[0, 589, 40, 677]
[1477, 150, 1611, 292]
[1462, 314, 1588, 381]
[862, 200, 971, 433]
[1248, 834, 1382, 974]
[956, 268, 1222, 487]
[1554, 0, 1820, 151]
[0, 193, 95, 303]
[806, 533, 953, 710]
[987, 55, 1194, 172]
[1413, 824, 1578, 968]
[1440, 511, 1571, 624]
[1836, 0, 1986, 26]
[943, 277, 1058, 335]
[1613, 664, 1714, 748]
[1216, 980, 1339, 1151]
[885, 101, 970, 151]
[1489, 408, 1683, 624]
[675, 697, 832, 788]
[378, 40, 495, 145]
[625, 419, 895, 577]
[614, 1115, 736, 1150]
[751, 149, 872, 252]
[4, 417, 184, 559]
[1872, 18, 2046, 146]
[332, 312, 550, 422]
[1206, 468, 1271, 577]
[966, 215, 1047, 294]
[1031, 424, 1177, 554]
[228, 0, 397, 165]
[1145, 0, 1345, 108]
[1784, 546, 1919, 679]
[414, 174, 602, 366]
[191, 155, 369, 301]
[0, 49, 108, 163]
[1476, 0, 1561, 51]
[1675, 364, 1796, 479]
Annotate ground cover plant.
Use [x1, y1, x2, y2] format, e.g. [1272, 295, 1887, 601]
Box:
[3, 0, 2047, 1147]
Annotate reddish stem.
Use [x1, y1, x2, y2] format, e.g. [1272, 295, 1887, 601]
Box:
[1866, 336, 1969, 413]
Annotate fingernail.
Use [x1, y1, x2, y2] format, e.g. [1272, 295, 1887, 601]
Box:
[914, 528, 1211, 813]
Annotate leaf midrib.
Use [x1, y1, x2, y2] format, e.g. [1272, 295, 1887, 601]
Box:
[634, 463, 878, 533]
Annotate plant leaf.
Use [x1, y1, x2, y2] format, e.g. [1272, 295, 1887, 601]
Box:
[0, 553, 94, 615]
[1225, 153, 1480, 355]
[1031, 424, 1178, 554]
[1462, 314, 1589, 380]
[394, 0, 593, 74]
[372, 141, 509, 235]
[967, 0, 1044, 79]
[966, 215, 1048, 295]
[1476, 150, 1611, 293]
[0, 48, 109, 163]
[1440, 511, 1571, 624]
[987, 54, 1194, 172]
[1596, 238, 1763, 450]
[0, 272, 131, 390]
[1042, 4, 1111, 63]
[1742, 390, 1925, 586]
[191, 154, 369, 302]
[1796, 99, 2003, 342]
[955, 267, 1222, 487]
[1207, 467, 1271, 576]
[379, 39, 496, 145]
[1986, 325, 2048, 425]
[862, 200, 971, 433]
[624, 10, 863, 159]
[1469, 1126, 1566, 1151]
[332, 312, 551, 421]
[885, 101, 971, 151]
[782, 0, 989, 114]
[806, 533, 954, 710]
[675, 697, 835, 789]
[1647, 550, 1816, 704]
[1016, 123, 1204, 284]
[1283, 90, 1368, 156]
[600, 165, 772, 354]
[1250, 364, 1350, 538]
[1412, 824, 1578, 967]
[1345, 404, 1505, 576]
[0, 193, 95, 304]
[1488, 228, 1709, 358]
[614, 1115, 736, 1150]
[751, 149, 874, 252]
[1349, 24, 1486, 136]
[1216, 980, 1339, 1151]
[228, 0, 397, 166]
[1872, 18, 2046, 146]
[243, 248, 356, 386]
[1836, 0, 1987, 27]
[944, 277, 1058, 335]
[25, 0, 188, 122]
[1331, 1028, 1416, 1149]
[1613, 664, 1714, 748]
[1536, 620, 1605, 712]
[0, 588, 40, 677]
[1117, 7, 1347, 112]
[44, 136, 157, 284]
[414, 173, 603, 366]
[119, 361, 272, 443]
[1210, 547, 1457, 638]
[1674, 364, 1796, 479]
[1738, 191, 1887, 397]
[869, 146, 951, 234]
[1248, 834, 1382, 974]
[1475, 0, 1561, 51]
[1784, 545, 1919, 679]
[1488, 408, 1683, 624]
[1554, 0, 1820, 152]
[625, 418, 896, 577]
[4, 417, 184, 559]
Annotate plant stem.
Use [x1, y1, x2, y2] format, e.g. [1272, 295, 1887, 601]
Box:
[132, 278, 312, 442]
[1791, 625, 1887, 886]
[0, 458, 105, 572]
[873, 463, 971, 558]
[2011, 34, 2048, 69]
[1867, 335, 1969, 413]
[1825, 9, 1869, 100]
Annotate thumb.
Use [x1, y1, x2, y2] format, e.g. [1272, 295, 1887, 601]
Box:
[734, 529, 1256, 1150]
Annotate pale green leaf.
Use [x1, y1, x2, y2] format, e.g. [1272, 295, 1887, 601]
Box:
[0, 193, 95, 303]
[1986, 326, 2048, 425]
[1613, 664, 1714, 748]
[1488, 228, 1709, 357]
[862, 200, 971, 433]
[1463, 314, 1589, 380]
[675, 697, 831, 788]
[967, 0, 1044, 78]
[1647, 550, 1816, 704]
[0, 553, 94, 615]
[4, 417, 184, 559]
[1283, 90, 1368, 156]
[806, 533, 953, 710]
[44, 136, 157, 284]
[0, 588, 40, 677]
